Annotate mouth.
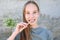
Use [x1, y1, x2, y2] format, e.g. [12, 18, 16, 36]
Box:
[28, 19, 35, 23]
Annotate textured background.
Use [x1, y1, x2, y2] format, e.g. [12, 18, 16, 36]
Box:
[0, 0, 60, 40]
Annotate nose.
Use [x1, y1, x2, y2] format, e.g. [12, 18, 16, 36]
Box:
[29, 13, 34, 18]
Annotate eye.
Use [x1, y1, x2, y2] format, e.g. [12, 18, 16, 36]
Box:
[33, 11, 37, 14]
[26, 12, 30, 14]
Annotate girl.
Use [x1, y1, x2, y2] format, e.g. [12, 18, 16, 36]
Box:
[7, 1, 53, 40]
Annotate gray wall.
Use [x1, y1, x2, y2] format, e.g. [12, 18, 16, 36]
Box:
[0, 0, 60, 18]
[39, 0, 60, 17]
[0, 0, 60, 40]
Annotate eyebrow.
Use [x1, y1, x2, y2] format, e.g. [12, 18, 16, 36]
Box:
[34, 10, 38, 12]
[26, 10, 38, 12]
[25, 9, 38, 13]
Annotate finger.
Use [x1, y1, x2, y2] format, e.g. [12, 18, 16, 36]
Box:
[16, 22, 28, 30]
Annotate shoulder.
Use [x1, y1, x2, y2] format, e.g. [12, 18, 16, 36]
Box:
[38, 26, 53, 40]
[40, 27, 53, 36]
[39, 26, 52, 35]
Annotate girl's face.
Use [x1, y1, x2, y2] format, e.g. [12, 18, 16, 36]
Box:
[25, 3, 39, 25]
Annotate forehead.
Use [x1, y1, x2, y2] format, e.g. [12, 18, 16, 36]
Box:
[25, 3, 38, 11]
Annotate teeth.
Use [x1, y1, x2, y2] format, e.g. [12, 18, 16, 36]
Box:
[28, 19, 35, 22]
[29, 20, 30, 21]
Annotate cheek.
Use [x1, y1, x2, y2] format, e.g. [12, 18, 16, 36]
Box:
[35, 13, 39, 18]
[25, 14, 29, 20]
[35, 16, 39, 20]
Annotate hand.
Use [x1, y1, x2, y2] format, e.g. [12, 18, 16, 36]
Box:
[7, 22, 28, 40]
[15, 22, 28, 34]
